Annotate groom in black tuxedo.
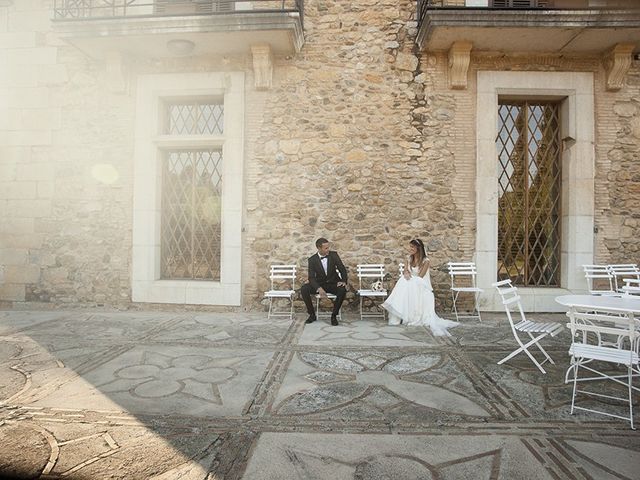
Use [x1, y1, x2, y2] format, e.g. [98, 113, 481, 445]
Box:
[300, 237, 348, 326]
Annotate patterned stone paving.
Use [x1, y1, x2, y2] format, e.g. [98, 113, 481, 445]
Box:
[0, 310, 638, 479]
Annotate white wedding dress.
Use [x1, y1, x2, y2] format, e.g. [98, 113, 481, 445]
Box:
[382, 261, 459, 336]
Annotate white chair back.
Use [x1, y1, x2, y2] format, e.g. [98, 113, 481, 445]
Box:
[447, 262, 478, 283]
[608, 264, 640, 293]
[269, 264, 296, 289]
[356, 264, 385, 290]
[622, 278, 640, 296]
[356, 264, 387, 321]
[492, 279, 524, 334]
[566, 305, 640, 428]
[447, 262, 483, 321]
[582, 265, 617, 296]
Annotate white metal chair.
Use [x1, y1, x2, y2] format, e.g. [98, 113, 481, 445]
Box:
[583, 265, 619, 296]
[263, 264, 297, 320]
[315, 293, 342, 320]
[315, 267, 347, 320]
[623, 279, 640, 297]
[448, 262, 483, 321]
[356, 264, 387, 321]
[608, 264, 640, 293]
[565, 306, 640, 429]
[492, 279, 564, 374]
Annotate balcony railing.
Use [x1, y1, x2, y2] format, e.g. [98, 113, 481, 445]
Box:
[53, 0, 304, 25]
[416, 0, 640, 56]
[417, 0, 640, 24]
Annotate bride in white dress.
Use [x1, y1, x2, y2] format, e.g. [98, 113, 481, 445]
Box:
[382, 238, 459, 336]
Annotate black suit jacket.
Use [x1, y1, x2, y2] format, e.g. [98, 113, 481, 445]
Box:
[308, 251, 348, 290]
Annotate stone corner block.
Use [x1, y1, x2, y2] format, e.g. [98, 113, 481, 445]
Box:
[448, 41, 473, 90]
[603, 43, 635, 92]
[251, 44, 273, 91]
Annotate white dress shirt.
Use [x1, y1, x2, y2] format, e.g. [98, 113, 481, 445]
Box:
[319, 253, 328, 274]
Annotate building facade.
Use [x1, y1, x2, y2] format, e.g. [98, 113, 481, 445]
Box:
[1, 0, 639, 312]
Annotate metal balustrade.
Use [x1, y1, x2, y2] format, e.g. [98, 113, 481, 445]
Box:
[416, 0, 632, 28]
[53, 0, 304, 24]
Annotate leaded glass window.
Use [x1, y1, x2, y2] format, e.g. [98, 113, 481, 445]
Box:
[496, 100, 561, 287]
[165, 101, 224, 135]
[160, 99, 223, 281]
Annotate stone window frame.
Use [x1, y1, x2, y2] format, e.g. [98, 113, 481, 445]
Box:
[476, 71, 595, 312]
[132, 72, 244, 305]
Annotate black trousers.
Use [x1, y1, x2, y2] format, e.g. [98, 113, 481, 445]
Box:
[300, 282, 346, 316]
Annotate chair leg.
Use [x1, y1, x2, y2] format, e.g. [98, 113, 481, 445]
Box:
[497, 334, 549, 374]
[289, 295, 294, 320]
[497, 348, 522, 365]
[529, 333, 555, 365]
[522, 346, 547, 374]
[474, 291, 482, 322]
[452, 291, 460, 321]
[268, 298, 273, 320]
[565, 362, 578, 384]
[629, 366, 635, 430]
[571, 359, 579, 415]
[360, 295, 364, 321]
[497, 345, 546, 374]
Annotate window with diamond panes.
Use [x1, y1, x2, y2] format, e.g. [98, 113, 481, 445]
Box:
[161, 150, 222, 280]
[165, 101, 224, 135]
[496, 101, 561, 287]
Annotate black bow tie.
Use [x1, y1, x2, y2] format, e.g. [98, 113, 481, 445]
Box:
[320, 255, 328, 260]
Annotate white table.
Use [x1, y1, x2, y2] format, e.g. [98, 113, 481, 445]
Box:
[555, 294, 640, 315]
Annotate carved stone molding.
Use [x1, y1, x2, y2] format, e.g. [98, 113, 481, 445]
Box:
[603, 43, 635, 92]
[476, 53, 599, 72]
[448, 41, 472, 90]
[105, 51, 128, 94]
[251, 44, 273, 91]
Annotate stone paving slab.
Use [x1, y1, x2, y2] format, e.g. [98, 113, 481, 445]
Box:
[147, 312, 291, 347]
[298, 319, 437, 346]
[243, 432, 543, 479]
[1, 309, 639, 479]
[242, 432, 640, 479]
[272, 350, 490, 419]
[0, 311, 71, 336]
[26, 345, 275, 417]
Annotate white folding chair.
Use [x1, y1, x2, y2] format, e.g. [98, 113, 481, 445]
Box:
[448, 262, 483, 321]
[356, 264, 387, 321]
[582, 265, 619, 296]
[315, 293, 342, 320]
[492, 279, 564, 374]
[565, 306, 640, 429]
[263, 265, 296, 320]
[623, 279, 640, 297]
[608, 264, 640, 293]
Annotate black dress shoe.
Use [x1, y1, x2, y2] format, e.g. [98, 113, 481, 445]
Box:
[331, 315, 339, 326]
[305, 315, 317, 324]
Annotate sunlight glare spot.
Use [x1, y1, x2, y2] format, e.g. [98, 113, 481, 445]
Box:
[91, 164, 119, 185]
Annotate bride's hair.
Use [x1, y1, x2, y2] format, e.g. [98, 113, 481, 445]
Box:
[409, 238, 427, 266]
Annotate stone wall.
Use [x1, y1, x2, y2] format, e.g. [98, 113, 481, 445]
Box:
[246, 0, 466, 312]
[1, 1, 136, 305]
[593, 62, 640, 263]
[1, 0, 639, 312]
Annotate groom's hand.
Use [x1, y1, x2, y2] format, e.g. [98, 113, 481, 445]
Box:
[337, 282, 346, 288]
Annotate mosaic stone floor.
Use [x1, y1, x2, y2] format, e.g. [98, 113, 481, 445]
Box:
[0, 309, 638, 479]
